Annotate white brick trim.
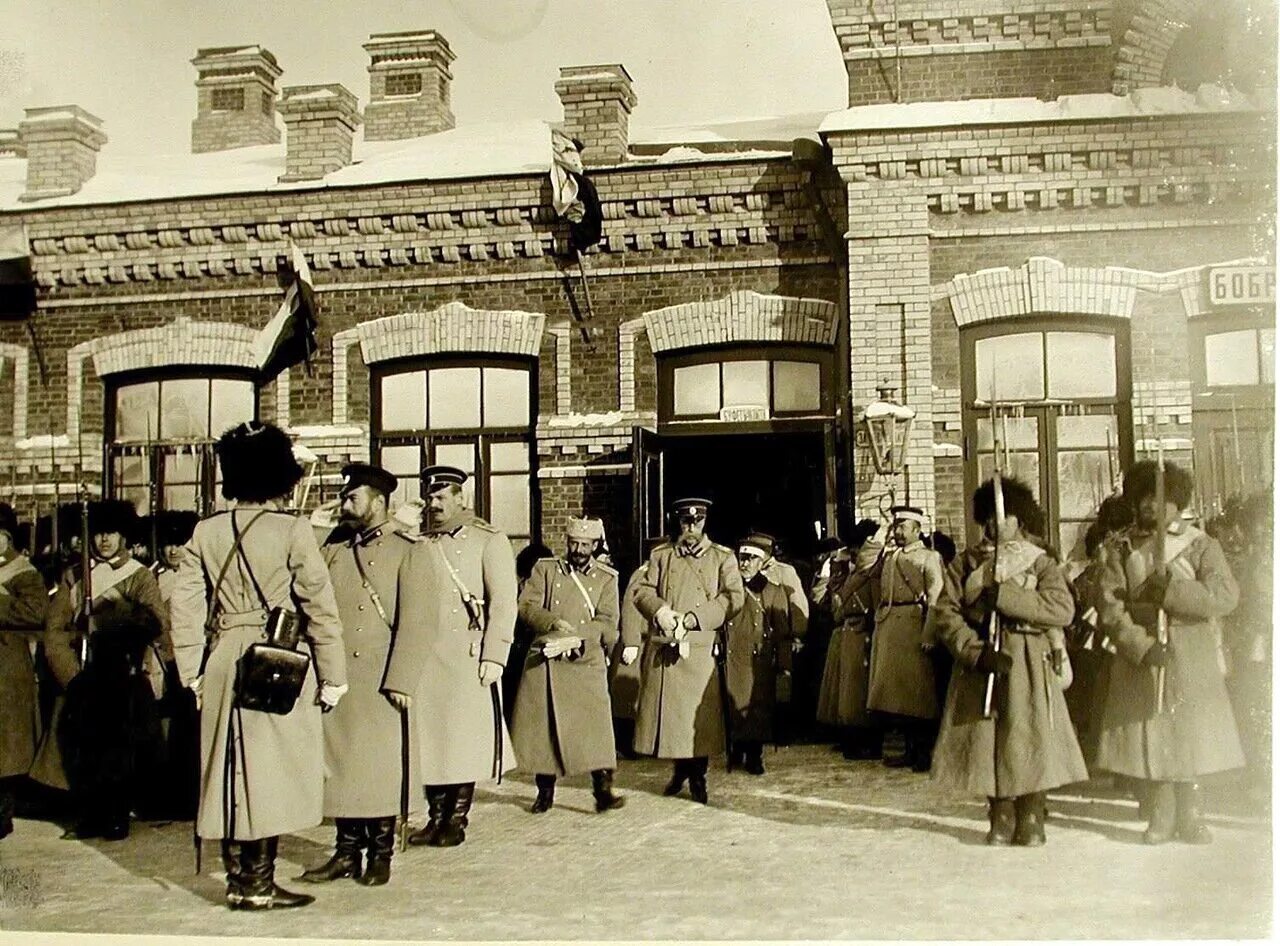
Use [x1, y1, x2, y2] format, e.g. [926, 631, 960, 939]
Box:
[330, 327, 363, 426]
[546, 324, 572, 416]
[0, 343, 30, 440]
[89, 316, 258, 377]
[65, 340, 94, 438]
[354, 301, 546, 364]
[275, 369, 290, 429]
[642, 290, 839, 353]
[617, 317, 648, 414]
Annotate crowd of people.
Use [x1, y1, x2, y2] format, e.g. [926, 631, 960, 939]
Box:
[0, 418, 1270, 911]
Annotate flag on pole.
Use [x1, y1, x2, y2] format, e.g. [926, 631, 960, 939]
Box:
[549, 129, 602, 253]
[0, 221, 36, 320]
[254, 242, 318, 379]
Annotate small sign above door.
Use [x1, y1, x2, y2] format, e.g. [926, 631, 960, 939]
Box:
[719, 404, 769, 423]
[1207, 265, 1275, 306]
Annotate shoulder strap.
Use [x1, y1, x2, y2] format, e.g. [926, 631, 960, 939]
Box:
[429, 537, 485, 630]
[566, 565, 597, 619]
[231, 510, 271, 613]
[206, 510, 269, 632]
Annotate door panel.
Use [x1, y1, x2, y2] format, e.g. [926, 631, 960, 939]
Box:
[632, 427, 666, 563]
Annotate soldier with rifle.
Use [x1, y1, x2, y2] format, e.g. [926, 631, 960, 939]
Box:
[632, 498, 744, 804]
[930, 474, 1086, 846]
[1093, 459, 1243, 844]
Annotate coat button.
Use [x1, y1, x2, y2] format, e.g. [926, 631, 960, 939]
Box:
[356, 628, 363, 633]
[353, 650, 361, 658]
[358, 604, 365, 611]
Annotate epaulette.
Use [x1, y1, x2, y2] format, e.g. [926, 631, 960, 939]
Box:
[391, 528, 421, 543]
[710, 542, 735, 556]
[469, 516, 500, 535]
[592, 560, 618, 577]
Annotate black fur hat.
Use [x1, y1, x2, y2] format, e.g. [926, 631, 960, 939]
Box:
[157, 510, 200, 547]
[87, 499, 137, 537]
[1123, 459, 1194, 511]
[216, 421, 303, 503]
[972, 476, 1045, 538]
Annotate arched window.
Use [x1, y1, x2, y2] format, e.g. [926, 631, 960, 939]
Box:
[106, 370, 258, 515]
[962, 319, 1132, 555]
[658, 345, 833, 426]
[372, 355, 536, 549]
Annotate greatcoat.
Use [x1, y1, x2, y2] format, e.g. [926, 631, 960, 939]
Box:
[1092, 522, 1243, 780]
[512, 556, 620, 775]
[0, 551, 49, 779]
[169, 505, 348, 841]
[931, 540, 1088, 798]
[724, 575, 806, 742]
[383, 512, 518, 785]
[609, 564, 647, 721]
[320, 522, 422, 818]
[816, 544, 881, 727]
[867, 541, 944, 720]
[632, 537, 745, 759]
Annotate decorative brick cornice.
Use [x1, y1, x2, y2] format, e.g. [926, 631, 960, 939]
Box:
[1113, 0, 1204, 94]
[643, 290, 839, 353]
[354, 301, 545, 364]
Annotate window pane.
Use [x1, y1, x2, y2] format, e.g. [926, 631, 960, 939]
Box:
[772, 361, 822, 413]
[380, 445, 421, 511]
[433, 442, 476, 507]
[1047, 333, 1116, 399]
[115, 383, 159, 442]
[118, 485, 151, 515]
[483, 367, 531, 427]
[722, 360, 769, 409]
[490, 440, 529, 473]
[977, 452, 1041, 502]
[1057, 413, 1119, 449]
[1057, 450, 1115, 518]
[164, 451, 200, 483]
[429, 367, 482, 429]
[975, 334, 1045, 401]
[673, 363, 720, 416]
[1205, 330, 1261, 386]
[163, 484, 199, 512]
[160, 379, 211, 439]
[381, 372, 426, 430]
[489, 473, 531, 537]
[1260, 329, 1275, 384]
[976, 415, 1039, 451]
[1059, 520, 1091, 561]
[210, 379, 255, 437]
[113, 452, 149, 486]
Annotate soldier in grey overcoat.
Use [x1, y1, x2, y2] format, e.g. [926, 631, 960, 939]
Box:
[0, 504, 48, 841]
[513, 517, 624, 813]
[300, 463, 421, 888]
[633, 498, 744, 804]
[170, 422, 348, 911]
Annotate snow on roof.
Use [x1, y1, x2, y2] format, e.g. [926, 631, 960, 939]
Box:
[0, 114, 800, 212]
[820, 84, 1259, 134]
[632, 111, 826, 146]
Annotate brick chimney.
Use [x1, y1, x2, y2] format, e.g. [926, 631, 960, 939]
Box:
[362, 30, 456, 141]
[0, 129, 24, 158]
[277, 84, 361, 182]
[555, 64, 636, 166]
[191, 46, 283, 153]
[17, 106, 107, 202]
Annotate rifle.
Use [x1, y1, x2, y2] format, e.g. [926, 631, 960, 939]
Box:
[981, 403, 1007, 720]
[1154, 433, 1170, 714]
[714, 626, 734, 771]
[77, 482, 93, 667]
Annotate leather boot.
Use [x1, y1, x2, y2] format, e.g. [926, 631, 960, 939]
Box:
[1143, 781, 1177, 845]
[357, 818, 396, 886]
[986, 797, 1016, 845]
[688, 757, 709, 805]
[663, 760, 688, 797]
[429, 783, 473, 847]
[233, 837, 315, 910]
[743, 743, 765, 776]
[300, 818, 364, 882]
[592, 769, 626, 812]
[408, 786, 449, 846]
[531, 774, 556, 814]
[1013, 792, 1047, 846]
[1174, 782, 1212, 844]
[221, 840, 243, 907]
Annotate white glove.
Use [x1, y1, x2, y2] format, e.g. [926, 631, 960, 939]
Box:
[478, 660, 503, 687]
[190, 675, 204, 712]
[318, 681, 349, 711]
[655, 606, 681, 634]
[620, 645, 640, 666]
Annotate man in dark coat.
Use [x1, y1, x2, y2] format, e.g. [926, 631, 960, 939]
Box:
[1093, 460, 1243, 844]
[724, 533, 806, 774]
[32, 499, 166, 841]
[512, 517, 624, 813]
[302, 463, 421, 887]
[633, 498, 744, 804]
[0, 503, 49, 841]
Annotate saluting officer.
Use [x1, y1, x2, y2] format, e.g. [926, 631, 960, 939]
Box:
[387, 466, 518, 848]
[512, 516, 625, 814]
[0, 503, 49, 841]
[301, 463, 420, 887]
[633, 497, 744, 803]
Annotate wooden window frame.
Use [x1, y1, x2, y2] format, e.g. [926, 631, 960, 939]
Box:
[658, 344, 834, 425]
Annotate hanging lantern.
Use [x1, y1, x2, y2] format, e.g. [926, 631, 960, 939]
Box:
[858, 384, 916, 476]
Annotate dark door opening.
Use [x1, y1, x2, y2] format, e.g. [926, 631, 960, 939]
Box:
[656, 431, 828, 565]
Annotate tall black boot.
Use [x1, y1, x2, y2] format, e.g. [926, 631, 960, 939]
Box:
[430, 783, 473, 847]
[356, 818, 396, 886]
[530, 774, 556, 814]
[408, 786, 449, 846]
[592, 768, 626, 812]
[1013, 792, 1047, 846]
[986, 797, 1016, 845]
[688, 757, 709, 804]
[1143, 781, 1177, 845]
[743, 742, 765, 776]
[1174, 782, 1212, 844]
[663, 759, 688, 797]
[234, 837, 315, 910]
[300, 818, 364, 882]
[0, 779, 15, 840]
[221, 840, 243, 907]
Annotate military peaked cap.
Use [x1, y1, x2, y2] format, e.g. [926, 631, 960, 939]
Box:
[420, 465, 468, 493]
[671, 497, 712, 518]
[340, 462, 399, 499]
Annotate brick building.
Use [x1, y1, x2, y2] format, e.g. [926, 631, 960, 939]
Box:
[0, 3, 1274, 573]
